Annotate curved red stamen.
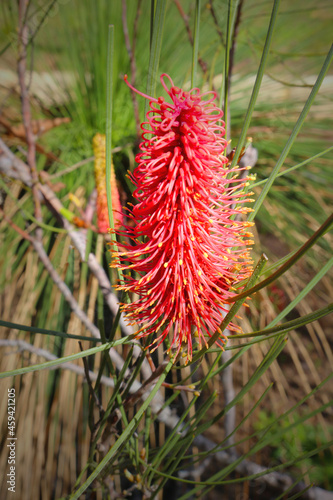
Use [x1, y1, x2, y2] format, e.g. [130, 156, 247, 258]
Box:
[124, 75, 159, 103]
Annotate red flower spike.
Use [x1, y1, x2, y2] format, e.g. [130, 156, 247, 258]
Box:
[111, 74, 254, 362]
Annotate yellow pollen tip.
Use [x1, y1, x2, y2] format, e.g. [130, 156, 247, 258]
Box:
[158, 242, 163, 247]
[204, 253, 208, 258]
[179, 259, 183, 265]
[164, 262, 168, 268]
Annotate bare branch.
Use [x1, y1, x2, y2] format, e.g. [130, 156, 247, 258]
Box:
[31, 237, 101, 338]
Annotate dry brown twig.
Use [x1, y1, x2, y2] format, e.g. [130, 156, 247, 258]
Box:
[0, 115, 71, 140]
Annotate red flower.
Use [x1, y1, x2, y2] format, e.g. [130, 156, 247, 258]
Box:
[111, 74, 254, 362]
[93, 133, 123, 233]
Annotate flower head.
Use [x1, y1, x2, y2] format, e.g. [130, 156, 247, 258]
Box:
[111, 74, 254, 362]
[93, 133, 123, 233]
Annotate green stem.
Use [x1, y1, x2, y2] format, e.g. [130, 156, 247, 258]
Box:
[191, 0, 201, 88]
[145, 0, 166, 116]
[249, 43, 333, 221]
[230, 0, 280, 168]
[69, 358, 174, 499]
[226, 213, 333, 303]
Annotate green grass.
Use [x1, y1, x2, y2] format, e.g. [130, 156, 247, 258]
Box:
[0, 1, 332, 498]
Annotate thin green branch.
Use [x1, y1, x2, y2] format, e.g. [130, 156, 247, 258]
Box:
[251, 145, 333, 189]
[230, 0, 280, 168]
[69, 358, 174, 499]
[191, 0, 201, 88]
[249, 44, 333, 221]
[266, 255, 333, 327]
[0, 338, 131, 379]
[230, 302, 333, 339]
[145, 0, 166, 116]
[191, 253, 268, 363]
[225, 213, 333, 303]
[106, 25, 115, 236]
[0, 319, 100, 343]
[222, 0, 233, 134]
